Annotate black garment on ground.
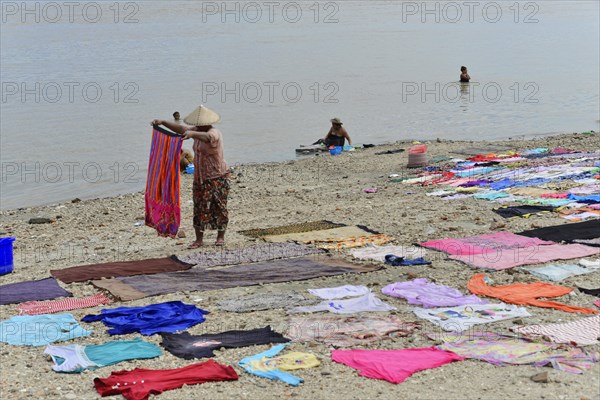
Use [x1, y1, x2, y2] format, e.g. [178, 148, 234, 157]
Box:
[375, 149, 405, 155]
[160, 326, 290, 360]
[578, 287, 600, 297]
[493, 205, 556, 218]
[518, 219, 600, 243]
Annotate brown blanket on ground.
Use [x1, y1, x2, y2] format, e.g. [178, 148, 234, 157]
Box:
[92, 257, 382, 301]
[51, 256, 193, 284]
[238, 220, 346, 238]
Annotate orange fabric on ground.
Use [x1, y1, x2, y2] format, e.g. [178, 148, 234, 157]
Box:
[467, 274, 598, 314]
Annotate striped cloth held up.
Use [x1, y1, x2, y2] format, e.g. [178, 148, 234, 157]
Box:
[17, 293, 112, 316]
[145, 125, 183, 237]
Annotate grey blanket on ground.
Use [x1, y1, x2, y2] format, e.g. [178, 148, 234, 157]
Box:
[0, 277, 71, 305]
[92, 257, 382, 301]
[218, 292, 315, 313]
[178, 243, 324, 267]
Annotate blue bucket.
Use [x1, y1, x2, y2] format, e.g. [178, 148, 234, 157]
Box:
[329, 146, 343, 156]
[0, 237, 15, 275]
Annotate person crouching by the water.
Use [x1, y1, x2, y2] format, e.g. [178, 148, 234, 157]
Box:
[151, 105, 230, 248]
[173, 111, 181, 122]
[313, 118, 352, 147]
[460, 66, 470, 82]
[180, 148, 194, 171]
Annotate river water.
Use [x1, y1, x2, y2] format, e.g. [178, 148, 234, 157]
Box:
[1, 1, 598, 209]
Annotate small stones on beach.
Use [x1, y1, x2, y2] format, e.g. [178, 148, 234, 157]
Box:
[491, 222, 506, 230]
[530, 371, 549, 383]
[177, 229, 186, 238]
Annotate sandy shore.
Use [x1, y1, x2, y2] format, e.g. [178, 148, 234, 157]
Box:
[1, 132, 599, 400]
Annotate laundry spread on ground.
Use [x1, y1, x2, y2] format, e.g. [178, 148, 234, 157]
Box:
[420, 231, 556, 256]
[262, 225, 374, 243]
[468, 274, 598, 314]
[384, 255, 432, 266]
[17, 293, 112, 316]
[145, 125, 183, 238]
[493, 205, 558, 218]
[578, 287, 600, 297]
[0, 277, 71, 305]
[177, 242, 324, 267]
[45, 338, 161, 373]
[239, 344, 319, 386]
[413, 303, 531, 331]
[306, 233, 395, 250]
[522, 263, 598, 281]
[286, 315, 419, 347]
[238, 220, 346, 238]
[91, 258, 381, 301]
[50, 256, 193, 284]
[160, 326, 289, 359]
[350, 245, 428, 262]
[511, 315, 600, 346]
[288, 293, 397, 314]
[398, 150, 600, 223]
[217, 292, 314, 313]
[0, 314, 91, 346]
[331, 347, 464, 384]
[434, 332, 600, 374]
[81, 301, 209, 335]
[381, 278, 488, 308]
[451, 243, 600, 270]
[307, 285, 371, 299]
[518, 219, 600, 243]
[93, 359, 238, 400]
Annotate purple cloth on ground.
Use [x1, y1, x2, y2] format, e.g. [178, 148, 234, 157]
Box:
[0, 277, 72, 305]
[458, 180, 492, 188]
[381, 278, 488, 308]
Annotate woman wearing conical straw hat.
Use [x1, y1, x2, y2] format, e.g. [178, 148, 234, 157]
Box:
[152, 105, 230, 248]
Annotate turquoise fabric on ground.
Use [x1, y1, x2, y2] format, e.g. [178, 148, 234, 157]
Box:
[474, 191, 511, 200]
[46, 338, 161, 373]
[239, 344, 303, 386]
[0, 314, 91, 346]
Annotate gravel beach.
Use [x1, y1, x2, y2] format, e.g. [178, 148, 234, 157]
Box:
[1, 132, 599, 400]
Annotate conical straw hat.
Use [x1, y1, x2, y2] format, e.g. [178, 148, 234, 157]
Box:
[183, 105, 221, 126]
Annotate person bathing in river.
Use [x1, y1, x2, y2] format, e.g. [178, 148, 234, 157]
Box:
[460, 66, 471, 82]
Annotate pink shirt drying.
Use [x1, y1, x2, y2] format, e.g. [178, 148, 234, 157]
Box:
[331, 347, 464, 384]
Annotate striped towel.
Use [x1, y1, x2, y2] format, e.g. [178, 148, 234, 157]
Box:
[145, 125, 183, 237]
[511, 315, 600, 346]
[17, 293, 111, 316]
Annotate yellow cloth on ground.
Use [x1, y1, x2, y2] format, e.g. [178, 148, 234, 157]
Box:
[263, 226, 373, 243]
[310, 234, 394, 250]
[248, 352, 320, 372]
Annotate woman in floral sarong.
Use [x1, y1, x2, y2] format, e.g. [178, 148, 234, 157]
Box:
[152, 105, 229, 248]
